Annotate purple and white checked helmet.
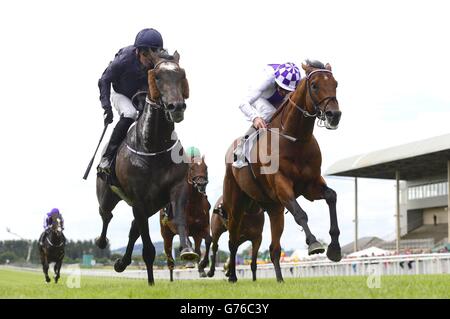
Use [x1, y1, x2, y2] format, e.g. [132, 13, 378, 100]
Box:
[274, 62, 301, 91]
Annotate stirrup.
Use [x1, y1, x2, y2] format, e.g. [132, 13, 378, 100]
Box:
[232, 157, 248, 168]
[97, 157, 112, 175]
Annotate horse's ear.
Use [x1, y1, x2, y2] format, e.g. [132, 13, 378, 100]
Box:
[202, 155, 205, 162]
[302, 62, 312, 75]
[325, 63, 332, 71]
[181, 77, 189, 99]
[173, 50, 180, 63]
[148, 69, 160, 101]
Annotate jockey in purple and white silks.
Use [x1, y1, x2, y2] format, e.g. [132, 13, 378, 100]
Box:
[44, 208, 64, 230]
[39, 208, 64, 246]
[233, 63, 302, 168]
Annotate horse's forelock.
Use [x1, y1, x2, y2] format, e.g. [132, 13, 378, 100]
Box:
[305, 59, 326, 70]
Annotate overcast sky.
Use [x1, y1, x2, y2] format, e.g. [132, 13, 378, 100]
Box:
[1, 0, 449, 253]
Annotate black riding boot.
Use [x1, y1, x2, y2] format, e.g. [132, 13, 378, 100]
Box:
[98, 117, 135, 174]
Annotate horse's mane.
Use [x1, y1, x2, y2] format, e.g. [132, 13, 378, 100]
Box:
[156, 49, 175, 61]
[304, 59, 325, 69]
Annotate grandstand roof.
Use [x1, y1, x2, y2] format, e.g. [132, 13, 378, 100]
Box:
[325, 133, 450, 180]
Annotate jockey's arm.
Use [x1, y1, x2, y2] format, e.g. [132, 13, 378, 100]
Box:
[98, 52, 123, 110]
[238, 67, 274, 123]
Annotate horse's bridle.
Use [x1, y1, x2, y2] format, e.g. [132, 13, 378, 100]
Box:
[145, 60, 181, 113]
[188, 164, 209, 196]
[276, 68, 338, 137]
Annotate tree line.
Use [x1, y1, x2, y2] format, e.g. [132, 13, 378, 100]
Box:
[0, 239, 111, 265]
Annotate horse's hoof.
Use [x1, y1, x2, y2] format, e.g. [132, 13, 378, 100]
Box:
[327, 244, 342, 262]
[228, 275, 238, 283]
[199, 271, 207, 278]
[114, 258, 130, 273]
[45, 277, 51, 283]
[95, 237, 109, 249]
[225, 270, 230, 277]
[180, 248, 199, 262]
[308, 241, 325, 255]
[206, 270, 215, 278]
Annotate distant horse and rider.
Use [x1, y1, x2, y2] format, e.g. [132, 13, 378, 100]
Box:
[223, 60, 342, 283]
[38, 208, 65, 283]
[160, 152, 212, 281]
[207, 195, 264, 281]
[95, 48, 199, 285]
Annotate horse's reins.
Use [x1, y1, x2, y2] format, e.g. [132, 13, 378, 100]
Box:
[126, 60, 182, 157]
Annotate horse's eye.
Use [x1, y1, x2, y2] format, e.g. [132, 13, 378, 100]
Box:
[311, 83, 318, 91]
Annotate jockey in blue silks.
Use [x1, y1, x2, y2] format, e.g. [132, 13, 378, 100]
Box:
[97, 28, 164, 176]
[233, 62, 302, 168]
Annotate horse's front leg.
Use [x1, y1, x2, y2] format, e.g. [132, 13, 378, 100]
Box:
[170, 182, 198, 262]
[305, 180, 341, 262]
[54, 259, 62, 284]
[95, 178, 120, 249]
[198, 232, 212, 276]
[274, 174, 324, 255]
[114, 219, 140, 273]
[206, 225, 225, 278]
[41, 255, 50, 283]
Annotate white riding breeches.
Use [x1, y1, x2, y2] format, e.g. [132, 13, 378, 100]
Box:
[110, 89, 139, 120]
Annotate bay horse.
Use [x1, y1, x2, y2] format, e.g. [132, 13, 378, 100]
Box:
[223, 60, 342, 283]
[38, 217, 65, 283]
[207, 195, 264, 281]
[95, 49, 198, 285]
[160, 155, 212, 281]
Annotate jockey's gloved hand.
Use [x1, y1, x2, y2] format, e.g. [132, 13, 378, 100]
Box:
[103, 107, 114, 126]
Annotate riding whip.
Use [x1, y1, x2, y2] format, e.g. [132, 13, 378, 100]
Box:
[82, 124, 109, 180]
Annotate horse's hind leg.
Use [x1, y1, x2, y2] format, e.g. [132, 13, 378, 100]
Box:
[224, 166, 249, 283]
[133, 207, 156, 285]
[114, 219, 140, 273]
[193, 236, 206, 278]
[95, 178, 120, 249]
[266, 208, 285, 282]
[251, 235, 262, 282]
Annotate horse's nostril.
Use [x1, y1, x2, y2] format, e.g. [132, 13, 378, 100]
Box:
[326, 110, 341, 119]
[167, 104, 176, 111]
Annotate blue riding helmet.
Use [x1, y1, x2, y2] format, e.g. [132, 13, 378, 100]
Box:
[134, 28, 163, 49]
